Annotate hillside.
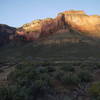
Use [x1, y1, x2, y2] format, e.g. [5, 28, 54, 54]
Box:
[0, 24, 16, 46]
[0, 30, 100, 100]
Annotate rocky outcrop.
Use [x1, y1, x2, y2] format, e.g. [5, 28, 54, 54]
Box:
[0, 24, 16, 46]
[16, 16, 67, 40]
[16, 10, 100, 40]
[0, 10, 100, 44]
[16, 13, 69, 40]
[62, 11, 100, 37]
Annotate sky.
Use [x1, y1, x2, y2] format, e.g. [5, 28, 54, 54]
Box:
[0, 0, 100, 27]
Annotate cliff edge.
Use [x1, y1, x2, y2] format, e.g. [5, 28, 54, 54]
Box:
[16, 10, 100, 40]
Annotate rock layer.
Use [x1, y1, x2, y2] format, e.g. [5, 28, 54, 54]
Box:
[16, 10, 100, 40]
[62, 11, 100, 37]
[16, 15, 67, 40]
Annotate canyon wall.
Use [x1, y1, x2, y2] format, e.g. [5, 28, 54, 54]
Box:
[16, 10, 100, 40]
[62, 11, 100, 37]
[16, 14, 67, 40]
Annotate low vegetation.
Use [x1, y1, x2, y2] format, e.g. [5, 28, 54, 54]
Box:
[0, 60, 99, 100]
[88, 82, 100, 98]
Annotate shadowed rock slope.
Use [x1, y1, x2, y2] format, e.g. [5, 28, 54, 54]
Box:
[0, 24, 16, 46]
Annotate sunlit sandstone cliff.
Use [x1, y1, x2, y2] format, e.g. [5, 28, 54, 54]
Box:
[62, 11, 100, 37]
[16, 10, 100, 40]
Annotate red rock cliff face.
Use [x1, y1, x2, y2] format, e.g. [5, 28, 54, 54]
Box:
[41, 14, 67, 36]
[16, 10, 100, 40]
[62, 11, 100, 37]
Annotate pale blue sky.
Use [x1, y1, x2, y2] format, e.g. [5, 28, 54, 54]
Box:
[0, 0, 100, 27]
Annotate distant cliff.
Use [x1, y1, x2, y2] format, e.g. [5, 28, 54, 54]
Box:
[62, 10, 100, 37]
[16, 10, 100, 40]
[0, 10, 100, 44]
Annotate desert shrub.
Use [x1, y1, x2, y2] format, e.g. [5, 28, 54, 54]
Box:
[78, 70, 92, 82]
[0, 86, 18, 100]
[6, 62, 54, 100]
[55, 70, 65, 80]
[94, 63, 100, 69]
[61, 72, 80, 85]
[88, 82, 100, 97]
[0, 86, 9, 100]
[61, 65, 75, 72]
[36, 66, 56, 74]
[47, 66, 56, 72]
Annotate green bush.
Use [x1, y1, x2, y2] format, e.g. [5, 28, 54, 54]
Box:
[88, 82, 100, 97]
[78, 70, 92, 82]
[0, 86, 9, 100]
[0, 86, 18, 100]
[61, 72, 80, 85]
[55, 70, 65, 80]
[61, 65, 75, 72]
